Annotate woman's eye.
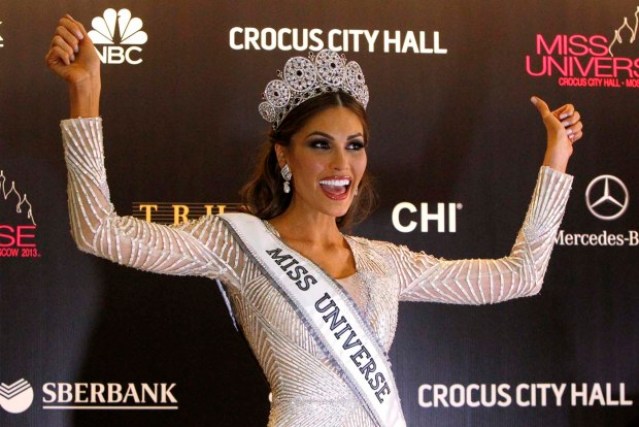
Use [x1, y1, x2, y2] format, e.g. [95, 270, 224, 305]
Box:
[348, 141, 366, 150]
[310, 140, 330, 149]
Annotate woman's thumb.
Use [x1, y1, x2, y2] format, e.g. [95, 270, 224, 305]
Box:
[530, 96, 551, 117]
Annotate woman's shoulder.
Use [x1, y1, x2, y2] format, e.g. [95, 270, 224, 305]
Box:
[346, 234, 434, 266]
[345, 234, 408, 261]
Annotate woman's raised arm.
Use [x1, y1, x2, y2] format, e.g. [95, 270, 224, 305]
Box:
[395, 98, 582, 304]
[46, 16, 235, 282]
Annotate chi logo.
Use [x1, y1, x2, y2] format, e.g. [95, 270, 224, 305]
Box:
[88, 8, 148, 65]
[0, 379, 34, 414]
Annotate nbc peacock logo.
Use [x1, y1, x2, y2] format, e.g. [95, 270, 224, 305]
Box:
[88, 8, 148, 65]
[0, 379, 34, 414]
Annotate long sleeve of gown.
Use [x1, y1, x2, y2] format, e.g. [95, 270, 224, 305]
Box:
[60, 117, 231, 280]
[396, 166, 573, 304]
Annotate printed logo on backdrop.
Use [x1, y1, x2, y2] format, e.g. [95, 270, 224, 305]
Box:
[417, 382, 634, 409]
[0, 21, 4, 48]
[0, 378, 177, 413]
[0, 379, 34, 414]
[88, 8, 147, 65]
[526, 5, 639, 88]
[132, 202, 243, 225]
[391, 202, 463, 233]
[0, 170, 40, 259]
[609, 6, 639, 57]
[41, 382, 177, 410]
[556, 174, 636, 247]
[585, 175, 629, 221]
[229, 27, 447, 54]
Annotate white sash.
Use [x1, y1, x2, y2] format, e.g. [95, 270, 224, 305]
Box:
[220, 213, 406, 427]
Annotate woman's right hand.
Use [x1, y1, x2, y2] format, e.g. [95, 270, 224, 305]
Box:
[45, 14, 101, 117]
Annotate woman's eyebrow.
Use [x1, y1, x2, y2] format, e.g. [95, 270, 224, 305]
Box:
[304, 131, 364, 140]
[305, 131, 334, 140]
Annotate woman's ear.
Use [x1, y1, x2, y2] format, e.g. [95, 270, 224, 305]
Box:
[274, 143, 287, 168]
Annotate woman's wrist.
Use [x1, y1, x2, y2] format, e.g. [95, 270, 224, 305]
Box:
[542, 146, 572, 173]
[69, 77, 101, 118]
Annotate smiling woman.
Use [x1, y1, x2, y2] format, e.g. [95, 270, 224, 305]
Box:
[46, 13, 584, 427]
[241, 91, 376, 230]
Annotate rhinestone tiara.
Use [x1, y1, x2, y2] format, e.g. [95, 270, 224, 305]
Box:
[258, 49, 369, 129]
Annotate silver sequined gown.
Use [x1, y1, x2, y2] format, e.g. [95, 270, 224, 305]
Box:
[61, 118, 573, 427]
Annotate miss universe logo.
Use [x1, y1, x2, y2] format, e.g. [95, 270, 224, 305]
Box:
[0, 170, 40, 259]
[525, 6, 639, 88]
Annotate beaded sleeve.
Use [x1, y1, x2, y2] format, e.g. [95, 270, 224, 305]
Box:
[61, 117, 572, 306]
[60, 117, 233, 281]
[393, 166, 573, 304]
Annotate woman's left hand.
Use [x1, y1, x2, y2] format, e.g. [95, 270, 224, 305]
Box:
[531, 96, 583, 173]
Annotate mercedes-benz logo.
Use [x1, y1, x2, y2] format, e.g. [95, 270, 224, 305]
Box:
[585, 175, 629, 221]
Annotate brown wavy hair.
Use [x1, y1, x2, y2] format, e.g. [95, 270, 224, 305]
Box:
[241, 91, 376, 230]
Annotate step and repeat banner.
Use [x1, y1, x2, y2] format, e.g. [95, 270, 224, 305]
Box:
[1, 1, 638, 426]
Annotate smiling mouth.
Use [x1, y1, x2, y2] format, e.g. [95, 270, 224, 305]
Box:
[319, 178, 351, 200]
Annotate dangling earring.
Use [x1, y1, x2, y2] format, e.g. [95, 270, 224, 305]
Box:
[281, 164, 292, 194]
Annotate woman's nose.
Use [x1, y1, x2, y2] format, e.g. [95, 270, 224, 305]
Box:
[330, 148, 348, 171]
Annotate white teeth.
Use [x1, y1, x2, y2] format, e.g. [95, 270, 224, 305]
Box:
[320, 179, 350, 186]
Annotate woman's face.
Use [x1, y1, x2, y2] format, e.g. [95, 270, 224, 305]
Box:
[276, 106, 367, 220]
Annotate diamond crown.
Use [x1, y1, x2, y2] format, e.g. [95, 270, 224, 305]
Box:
[259, 50, 369, 129]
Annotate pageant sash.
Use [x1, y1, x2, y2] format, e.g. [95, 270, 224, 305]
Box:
[219, 213, 406, 427]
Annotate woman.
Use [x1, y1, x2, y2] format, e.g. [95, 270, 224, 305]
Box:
[46, 14, 582, 427]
